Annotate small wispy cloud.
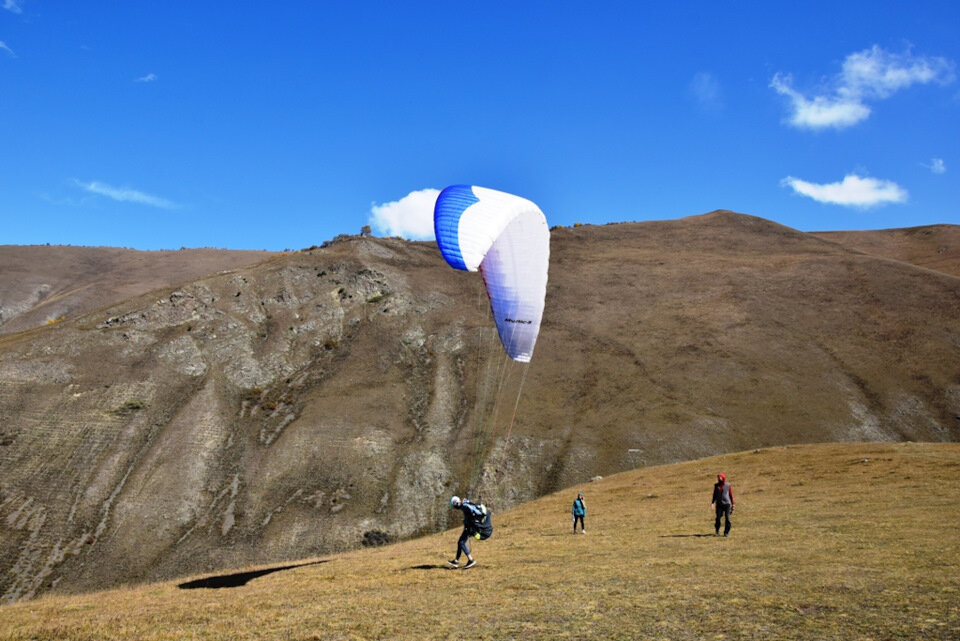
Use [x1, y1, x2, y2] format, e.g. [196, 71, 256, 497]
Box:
[74, 180, 179, 209]
[369, 188, 440, 240]
[923, 158, 946, 174]
[0, 41, 16, 58]
[135, 73, 157, 83]
[3, 1, 22, 14]
[689, 72, 722, 111]
[781, 174, 907, 208]
[772, 45, 955, 129]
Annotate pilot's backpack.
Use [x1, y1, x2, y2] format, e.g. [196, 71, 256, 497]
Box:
[473, 503, 493, 540]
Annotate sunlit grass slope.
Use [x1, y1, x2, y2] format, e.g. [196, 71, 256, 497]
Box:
[3, 442, 958, 640]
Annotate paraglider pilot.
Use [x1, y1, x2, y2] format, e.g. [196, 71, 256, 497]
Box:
[447, 496, 483, 569]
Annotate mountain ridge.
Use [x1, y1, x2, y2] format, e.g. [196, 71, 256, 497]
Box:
[0, 211, 958, 603]
[0, 245, 280, 336]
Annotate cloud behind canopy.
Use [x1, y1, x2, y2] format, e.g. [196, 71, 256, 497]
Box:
[369, 188, 440, 240]
[772, 46, 955, 129]
[781, 174, 907, 208]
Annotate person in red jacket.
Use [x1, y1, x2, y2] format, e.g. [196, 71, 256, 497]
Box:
[711, 473, 735, 536]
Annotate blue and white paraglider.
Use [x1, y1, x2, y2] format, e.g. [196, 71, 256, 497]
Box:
[434, 185, 550, 495]
[433, 185, 550, 363]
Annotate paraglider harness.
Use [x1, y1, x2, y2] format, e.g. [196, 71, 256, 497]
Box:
[464, 500, 493, 541]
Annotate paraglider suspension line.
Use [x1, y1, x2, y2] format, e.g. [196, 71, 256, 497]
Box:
[469, 343, 510, 494]
[493, 362, 530, 477]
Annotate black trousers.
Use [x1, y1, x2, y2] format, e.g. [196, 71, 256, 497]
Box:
[715, 504, 732, 535]
[573, 514, 584, 532]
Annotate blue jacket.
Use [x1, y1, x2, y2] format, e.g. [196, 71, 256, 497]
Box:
[572, 498, 586, 516]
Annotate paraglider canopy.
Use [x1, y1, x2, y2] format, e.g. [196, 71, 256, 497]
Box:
[434, 185, 550, 363]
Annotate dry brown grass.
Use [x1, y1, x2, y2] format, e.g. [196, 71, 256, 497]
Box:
[814, 225, 960, 278]
[2, 442, 958, 640]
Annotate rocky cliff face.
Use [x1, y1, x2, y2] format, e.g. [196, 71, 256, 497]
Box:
[1, 213, 958, 602]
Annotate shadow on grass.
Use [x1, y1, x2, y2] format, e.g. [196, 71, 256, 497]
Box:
[178, 560, 327, 590]
[407, 564, 451, 571]
[659, 533, 717, 538]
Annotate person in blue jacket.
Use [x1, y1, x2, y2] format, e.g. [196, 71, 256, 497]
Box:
[572, 492, 586, 534]
[447, 496, 483, 569]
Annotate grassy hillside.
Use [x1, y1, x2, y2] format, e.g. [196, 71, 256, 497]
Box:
[0, 245, 279, 336]
[814, 225, 960, 278]
[2, 442, 958, 640]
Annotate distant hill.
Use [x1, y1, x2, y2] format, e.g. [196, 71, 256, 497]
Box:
[0, 245, 279, 335]
[813, 224, 960, 277]
[1, 442, 957, 640]
[0, 212, 958, 603]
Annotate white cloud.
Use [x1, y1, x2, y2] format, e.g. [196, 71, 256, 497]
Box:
[689, 72, 722, 110]
[369, 188, 440, 240]
[771, 73, 869, 129]
[841, 46, 953, 99]
[781, 174, 907, 208]
[135, 73, 157, 83]
[0, 41, 16, 58]
[772, 46, 955, 129]
[75, 180, 179, 209]
[924, 158, 946, 174]
[3, 1, 22, 14]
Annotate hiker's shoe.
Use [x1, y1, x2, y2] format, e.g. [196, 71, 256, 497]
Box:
[581, 529, 586, 534]
[446, 559, 459, 568]
[715, 530, 720, 536]
[462, 559, 477, 569]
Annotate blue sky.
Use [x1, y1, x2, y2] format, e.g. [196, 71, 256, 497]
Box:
[2, 2, 957, 250]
